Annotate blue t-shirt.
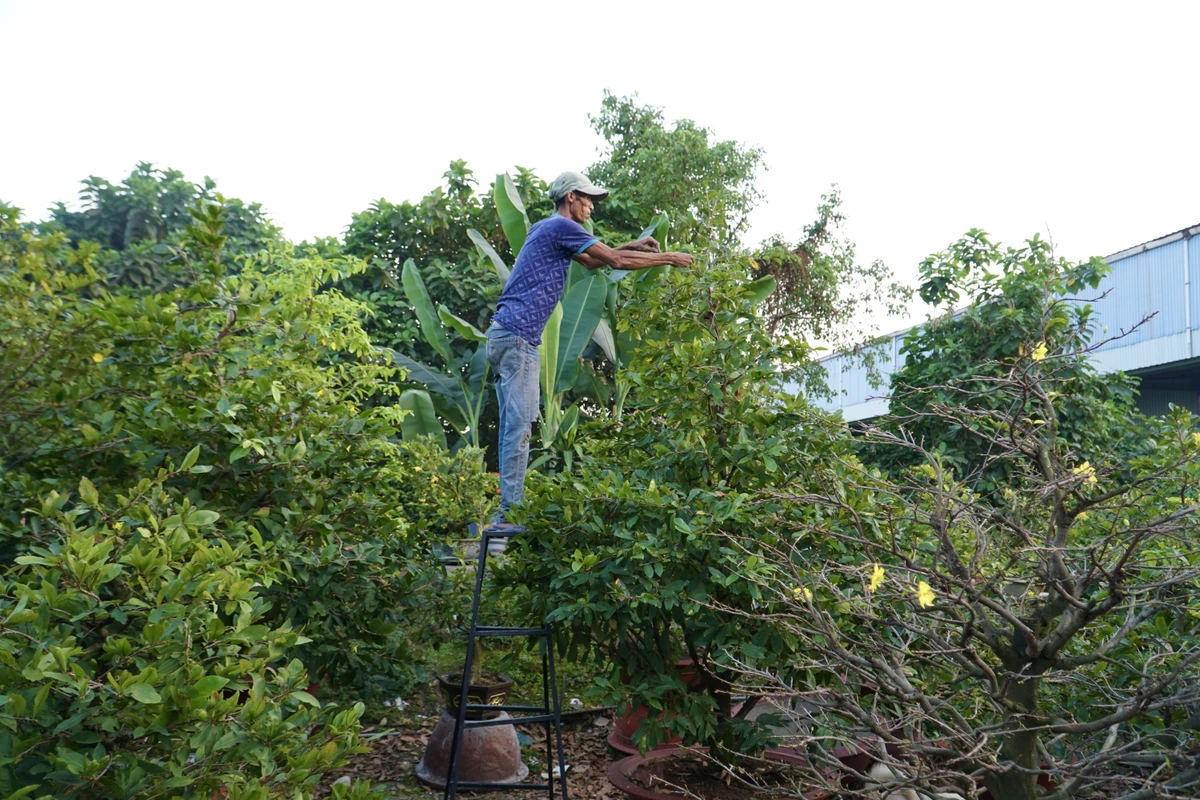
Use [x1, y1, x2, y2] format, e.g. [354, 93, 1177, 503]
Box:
[491, 215, 598, 344]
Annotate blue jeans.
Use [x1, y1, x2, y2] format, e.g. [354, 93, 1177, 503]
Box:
[487, 325, 540, 523]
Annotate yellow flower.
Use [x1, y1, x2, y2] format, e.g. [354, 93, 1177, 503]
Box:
[1192, 432, 1200, 447]
[1075, 512, 1088, 523]
[916, 581, 936, 609]
[92, 353, 105, 363]
[1072, 461, 1098, 486]
[792, 586, 813, 602]
[1030, 342, 1048, 361]
[868, 564, 885, 592]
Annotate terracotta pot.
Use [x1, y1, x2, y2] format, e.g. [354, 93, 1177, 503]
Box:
[436, 672, 514, 720]
[606, 747, 819, 800]
[609, 659, 707, 755]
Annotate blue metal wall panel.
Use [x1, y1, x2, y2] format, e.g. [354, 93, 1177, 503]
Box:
[1190, 236, 1200, 333]
[1092, 240, 1186, 351]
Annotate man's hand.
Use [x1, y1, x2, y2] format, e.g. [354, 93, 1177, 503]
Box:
[671, 253, 695, 267]
[615, 236, 661, 253]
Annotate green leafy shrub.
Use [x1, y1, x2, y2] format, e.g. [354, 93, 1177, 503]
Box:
[731, 234, 1200, 800]
[392, 437, 498, 540]
[0, 470, 380, 800]
[496, 260, 846, 760]
[0, 200, 434, 695]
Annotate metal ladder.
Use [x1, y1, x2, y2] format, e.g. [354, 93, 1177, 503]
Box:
[443, 527, 571, 799]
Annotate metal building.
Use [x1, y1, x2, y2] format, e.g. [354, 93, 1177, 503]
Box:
[812, 223, 1200, 421]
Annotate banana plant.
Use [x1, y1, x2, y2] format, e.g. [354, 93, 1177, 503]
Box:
[393, 258, 490, 448]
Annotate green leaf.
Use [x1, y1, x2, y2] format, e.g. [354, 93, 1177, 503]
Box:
[401, 259, 455, 367]
[392, 353, 460, 399]
[467, 228, 510, 284]
[495, 172, 530, 257]
[291, 690, 320, 707]
[555, 273, 607, 394]
[190, 675, 230, 697]
[78, 477, 99, 507]
[181, 445, 201, 471]
[539, 304, 563, 406]
[185, 510, 220, 527]
[743, 275, 777, 306]
[438, 306, 486, 342]
[128, 683, 162, 704]
[399, 389, 446, 449]
[591, 318, 617, 364]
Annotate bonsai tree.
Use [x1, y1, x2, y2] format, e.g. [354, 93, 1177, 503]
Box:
[495, 258, 851, 768]
[727, 234, 1200, 799]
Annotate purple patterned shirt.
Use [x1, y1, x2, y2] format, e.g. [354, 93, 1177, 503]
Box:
[491, 214, 598, 344]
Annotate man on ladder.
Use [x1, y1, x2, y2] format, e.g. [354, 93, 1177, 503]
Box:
[486, 170, 694, 534]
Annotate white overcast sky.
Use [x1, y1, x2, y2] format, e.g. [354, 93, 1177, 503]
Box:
[2, 1, 1197, 329]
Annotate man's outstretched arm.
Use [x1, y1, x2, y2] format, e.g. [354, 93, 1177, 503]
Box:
[573, 240, 693, 271]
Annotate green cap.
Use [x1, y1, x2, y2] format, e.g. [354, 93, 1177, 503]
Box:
[548, 171, 609, 201]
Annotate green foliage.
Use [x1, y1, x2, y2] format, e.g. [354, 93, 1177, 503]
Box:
[0, 469, 382, 800]
[0, 201, 433, 698]
[340, 161, 549, 365]
[394, 258, 491, 448]
[751, 186, 910, 348]
[47, 163, 283, 293]
[391, 437, 498, 541]
[588, 92, 764, 248]
[870, 229, 1140, 491]
[496, 259, 833, 759]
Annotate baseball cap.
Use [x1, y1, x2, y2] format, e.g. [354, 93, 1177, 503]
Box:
[548, 171, 609, 202]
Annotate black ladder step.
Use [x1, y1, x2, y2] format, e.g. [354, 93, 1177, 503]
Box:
[464, 703, 547, 714]
[473, 625, 549, 637]
[464, 712, 557, 728]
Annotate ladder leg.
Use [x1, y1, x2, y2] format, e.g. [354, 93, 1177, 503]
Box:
[542, 642, 554, 799]
[443, 540, 491, 800]
[545, 629, 570, 800]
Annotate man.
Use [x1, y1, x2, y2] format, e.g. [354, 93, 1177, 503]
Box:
[486, 170, 695, 532]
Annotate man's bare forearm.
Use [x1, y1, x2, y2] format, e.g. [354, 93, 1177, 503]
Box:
[578, 241, 694, 271]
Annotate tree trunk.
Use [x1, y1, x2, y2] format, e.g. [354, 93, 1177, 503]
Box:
[984, 674, 1041, 800]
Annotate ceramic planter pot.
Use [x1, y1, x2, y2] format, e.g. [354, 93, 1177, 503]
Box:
[436, 671, 514, 720]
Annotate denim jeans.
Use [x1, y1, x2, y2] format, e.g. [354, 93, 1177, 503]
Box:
[486, 325, 540, 523]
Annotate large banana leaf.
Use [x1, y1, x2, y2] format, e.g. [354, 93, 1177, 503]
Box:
[438, 306, 486, 342]
[495, 173, 530, 257]
[392, 352, 461, 398]
[399, 389, 446, 449]
[555, 272, 608, 394]
[466, 346, 489, 397]
[467, 228, 510, 284]
[401, 259, 454, 366]
[539, 304, 562, 407]
[591, 318, 617, 364]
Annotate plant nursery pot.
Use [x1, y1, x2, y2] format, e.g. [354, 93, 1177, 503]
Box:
[606, 747, 819, 800]
[436, 672, 514, 720]
[610, 659, 710, 755]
